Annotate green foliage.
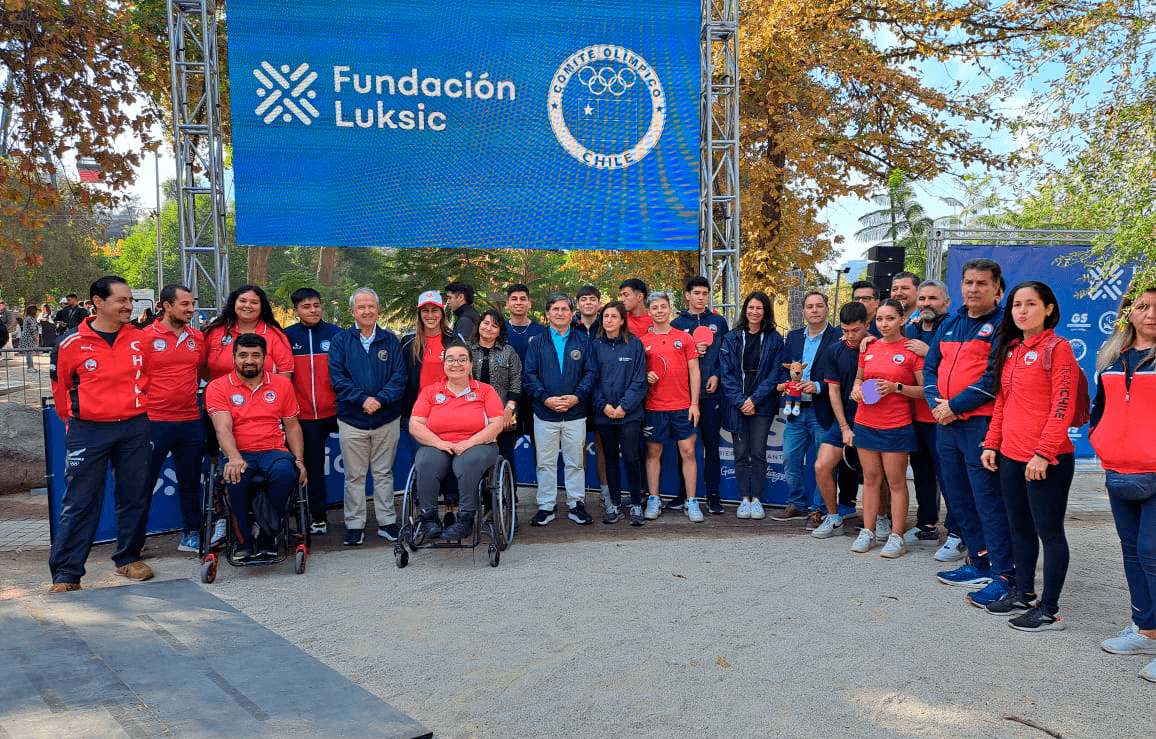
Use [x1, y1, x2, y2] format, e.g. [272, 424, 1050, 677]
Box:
[855, 170, 935, 277]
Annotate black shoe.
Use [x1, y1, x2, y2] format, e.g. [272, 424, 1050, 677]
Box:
[420, 509, 442, 540]
[663, 496, 686, 511]
[568, 502, 593, 525]
[343, 528, 365, 546]
[629, 505, 645, 526]
[705, 495, 725, 515]
[442, 511, 475, 540]
[1009, 606, 1065, 632]
[443, 509, 456, 529]
[531, 507, 557, 526]
[256, 535, 277, 558]
[986, 589, 1037, 615]
[377, 523, 399, 542]
[602, 505, 621, 524]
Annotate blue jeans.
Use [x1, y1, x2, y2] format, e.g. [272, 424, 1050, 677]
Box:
[224, 450, 297, 549]
[936, 415, 1012, 578]
[783, 405, 824, 510]
[1106, 471, 1156, 630]
[148, 419, 206, 535]
[733, 414, 773, 501]
[50, 414, 152, 584]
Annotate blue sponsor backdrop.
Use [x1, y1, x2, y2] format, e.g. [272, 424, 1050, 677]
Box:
[45, 409, 792, 544]
[226, 0, 700, 250]
[946, 244, 1135, 458]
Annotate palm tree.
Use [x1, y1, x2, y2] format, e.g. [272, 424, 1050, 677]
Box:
[855, 170, 935, 276]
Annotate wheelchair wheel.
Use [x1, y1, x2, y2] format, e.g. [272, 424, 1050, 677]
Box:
[201, 553, 217, 584]
[198, 462, 218, 558]
[399, 467, 421, 550]
[294, 544, 307, 574]
[489, 457, 516, 551]
[487, 542, 500, 568]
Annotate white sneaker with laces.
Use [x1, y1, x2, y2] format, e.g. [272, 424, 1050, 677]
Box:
[644, 495, 662, 520]
[736, 501, 752, 519]
[875, 515, 891, 543]
[851, 528, 876, 553]
[811, 514, 843, 539]
[748, 500, 766, 519]
[686, 499, 704, 523]
[1102, 624, 1156, 655]
[880, 533, 907, 558]
[935, 533, 966, 562]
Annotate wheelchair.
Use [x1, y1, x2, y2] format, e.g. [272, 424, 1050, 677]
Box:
[197, 460, 311, 583]
[394, 455, 516, 568]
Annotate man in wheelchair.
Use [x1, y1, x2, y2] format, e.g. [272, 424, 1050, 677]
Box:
[205, 333, 307, 559]
[408, 342, 505, 540]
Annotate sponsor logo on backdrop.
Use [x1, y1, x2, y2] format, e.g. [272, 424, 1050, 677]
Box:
[1086, 265, 1128, 301]
[1068, 312, 1090, 331]
[548, 45, 666, 170]
[1099, 310, 1118, 335]
[254, 61, 320, 125]
[1069, 338, 1087, 361]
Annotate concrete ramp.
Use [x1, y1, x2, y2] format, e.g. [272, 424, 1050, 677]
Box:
[0, 579, 431, 739]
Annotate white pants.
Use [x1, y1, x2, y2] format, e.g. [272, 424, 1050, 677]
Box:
[338, 418, 400, 529]
[534, 416, 587, 510]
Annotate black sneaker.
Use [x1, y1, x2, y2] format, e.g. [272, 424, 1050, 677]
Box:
[629, 505, 645, 526]
[377, 523, 399, 542]
[255, 535, 277, 558]
[233, 547, 253, 561]
[343, 528, 365, 546]
[443, 509, 456, 529]
[602, 506, 621, 524]
[568, 502, 593, 525]
[420, 509, 442, 540]
[1009, 606, 1065, 632]
[442, 511, 475, 540]
[986, 589, 1037, 615]
[705, 495, 725, 515]
[531, 507, 557, 527]
[663, 496, 686, 511]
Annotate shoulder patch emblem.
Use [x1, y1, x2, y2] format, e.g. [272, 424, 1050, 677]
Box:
[570, 349, 582, 361]
[230, 393, 245, 406]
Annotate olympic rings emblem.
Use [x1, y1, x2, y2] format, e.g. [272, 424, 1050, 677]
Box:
[576, 65, 638, 97]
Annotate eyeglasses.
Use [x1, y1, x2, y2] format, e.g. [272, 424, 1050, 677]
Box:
[852, 295, 877, 302]
[444, 356, 470, 365]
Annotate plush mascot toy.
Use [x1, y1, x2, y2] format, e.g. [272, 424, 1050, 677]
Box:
[776, 361, 807, 417]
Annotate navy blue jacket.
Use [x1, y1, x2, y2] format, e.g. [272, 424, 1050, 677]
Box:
[590, 335, 647, 425]
[719, 327, 785, 432]
[522, 326, 595, 422]
[671, 309, 729, 391]
[776, 324, 841, 394]
[328, 326, 407, 429]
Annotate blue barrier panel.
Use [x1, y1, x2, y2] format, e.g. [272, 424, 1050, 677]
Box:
[946, 244, 1136, 458]
[225, 0, 700, 251]
[46, 409, 795, 544]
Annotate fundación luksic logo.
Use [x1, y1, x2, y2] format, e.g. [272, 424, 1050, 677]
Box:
[253, 61, 320, 125]
[548, 45, 666, 170]
[1086, 265, 1128, 301]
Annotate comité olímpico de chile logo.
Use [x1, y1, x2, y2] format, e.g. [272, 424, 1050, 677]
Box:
[548, 45, 666, 170]
[254, 61, 321, 125]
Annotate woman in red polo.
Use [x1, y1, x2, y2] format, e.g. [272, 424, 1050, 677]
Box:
[203, 284, 293, 380]
[409, 342, 505, 541]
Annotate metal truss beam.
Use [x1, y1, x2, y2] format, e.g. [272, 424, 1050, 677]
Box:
[928, 228, 1108, 282]
[700, 0, 740, 322]
[167, 0, 229, 325]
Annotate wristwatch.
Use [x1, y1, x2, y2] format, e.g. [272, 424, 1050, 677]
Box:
[897, 383, 904, 393]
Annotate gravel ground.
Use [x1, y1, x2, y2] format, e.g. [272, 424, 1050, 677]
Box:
[183, 510, 1148, 739]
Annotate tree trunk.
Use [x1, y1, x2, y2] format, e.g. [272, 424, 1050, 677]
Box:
[316, 247, 337, 286]
[247, 245, 271, 284]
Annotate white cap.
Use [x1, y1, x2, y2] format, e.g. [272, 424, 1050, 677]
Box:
[417, 290, 444, 309]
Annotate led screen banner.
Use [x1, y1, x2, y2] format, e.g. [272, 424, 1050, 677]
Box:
[946, 244, 1136, 458]
[225, 0, 701, 250]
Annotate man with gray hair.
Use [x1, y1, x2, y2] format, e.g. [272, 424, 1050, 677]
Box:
[327, 287, 408, 546]
[522, 293, 596, 526]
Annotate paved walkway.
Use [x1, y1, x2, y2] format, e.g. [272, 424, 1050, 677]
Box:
[0, 471, 1113, 553]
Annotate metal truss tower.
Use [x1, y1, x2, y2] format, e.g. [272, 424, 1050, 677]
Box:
[167, 0, 230, 324]
[700, 0, 741, 322]
[927, 227, 1107, 281]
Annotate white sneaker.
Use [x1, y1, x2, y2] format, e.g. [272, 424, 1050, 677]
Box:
[748, 500, 766, 519]
[644, 495, 662, 520]
[1102, 624, 1156, 655]
[210, 518, 227, 546]
[934, 533, 966, 562]
[851, 528, 876, 553]
[880, 533, 907, 558]
[875, 515, 891, 542]
[736, 501, 752, 519]
[811, 514, 843, 539]
[686, 499, 704, 523]
[1141, 658, 1156, 683]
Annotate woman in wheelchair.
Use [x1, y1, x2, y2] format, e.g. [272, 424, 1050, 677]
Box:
[408, 342, 506, 540]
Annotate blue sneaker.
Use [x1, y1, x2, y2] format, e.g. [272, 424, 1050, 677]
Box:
[177, 531, 200, 553]
[837, 504, 858, 518]
[966, 577, 1010, 608]
[936, 561, 993, 588]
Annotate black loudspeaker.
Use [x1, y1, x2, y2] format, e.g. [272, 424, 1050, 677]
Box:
[867, 261, 902, 296]
[867, 245, 905, 263]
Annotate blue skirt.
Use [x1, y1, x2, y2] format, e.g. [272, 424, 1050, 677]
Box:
[853, 423, 917, 453]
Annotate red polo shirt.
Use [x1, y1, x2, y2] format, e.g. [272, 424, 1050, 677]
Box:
[643, 328, 698, 411]
[418, 333, 447, 391]
[204, 321, 294, 380]
[141, 321, 206, 422]
[856, 339, 923, 430]
[205, 371, 299, 453]
[627, 312, 654, 339]
[412, 378, 503, 443]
